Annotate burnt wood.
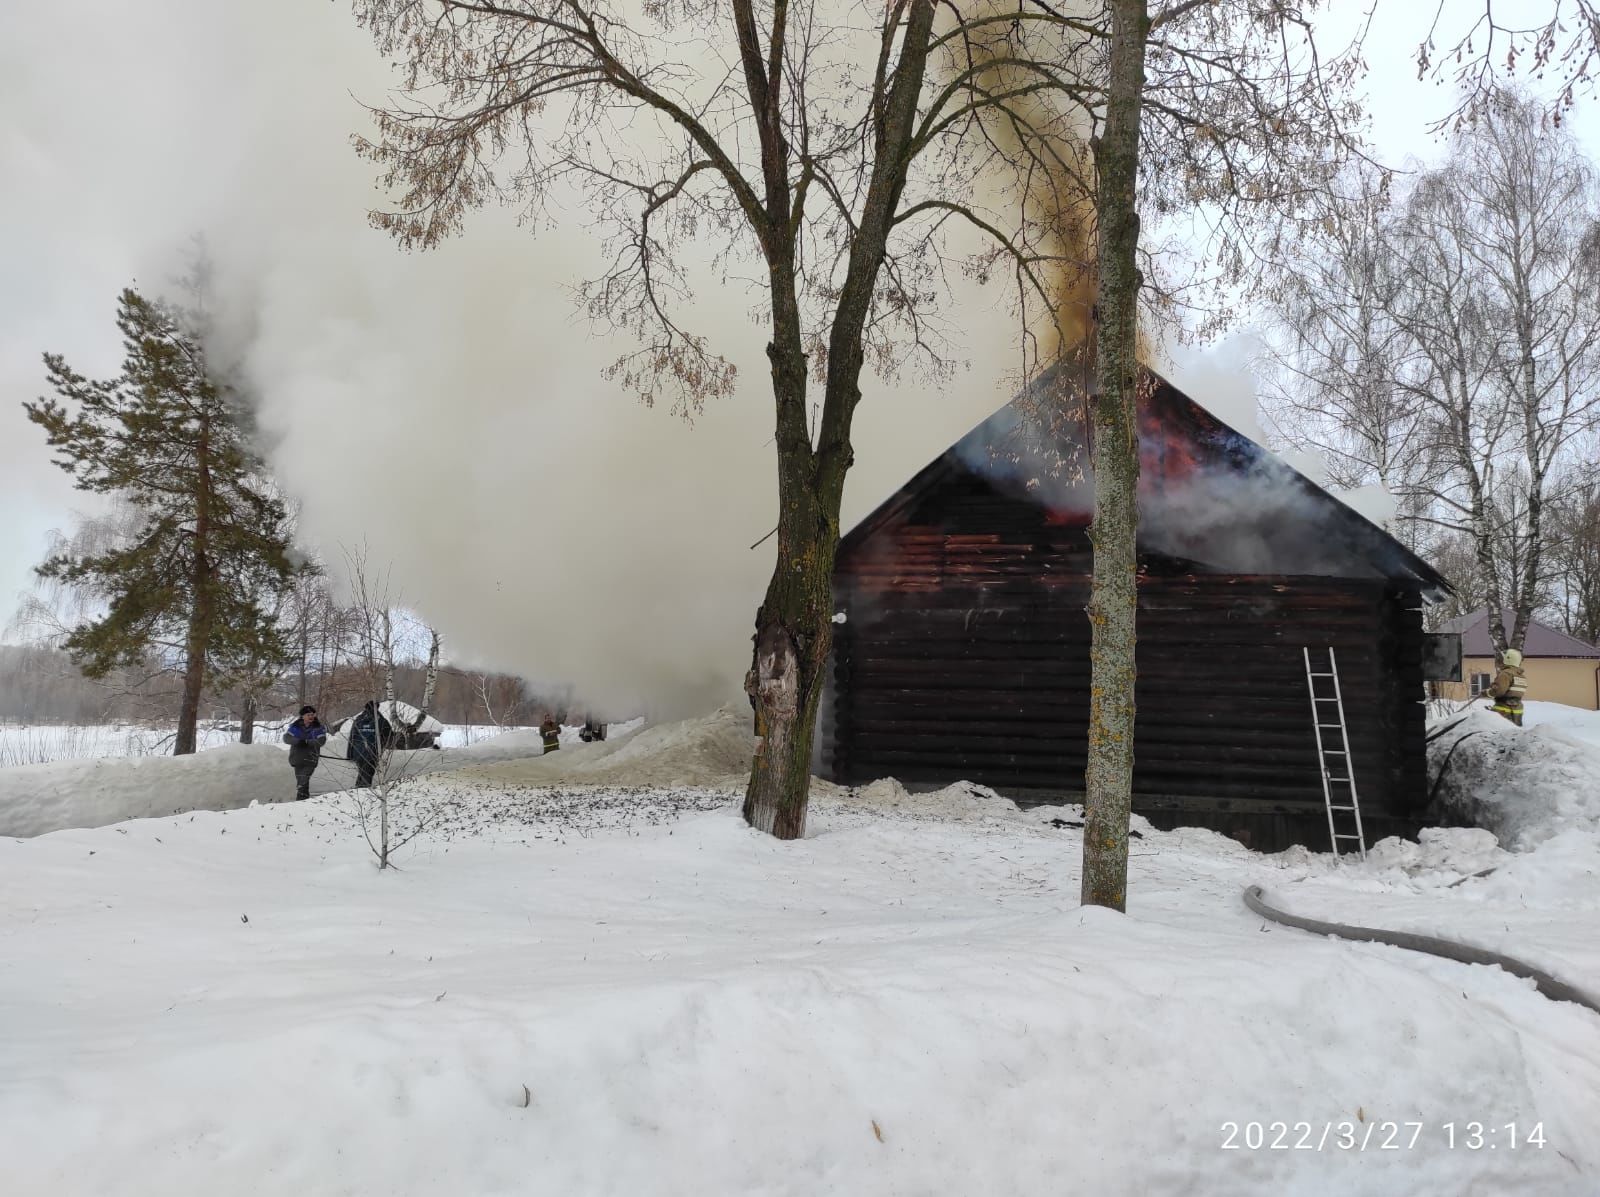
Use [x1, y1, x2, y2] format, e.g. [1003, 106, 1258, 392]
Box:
[824, 368, 1448, 851]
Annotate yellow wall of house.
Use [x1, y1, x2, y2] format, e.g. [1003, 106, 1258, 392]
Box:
[1438, 657, 1600, 710]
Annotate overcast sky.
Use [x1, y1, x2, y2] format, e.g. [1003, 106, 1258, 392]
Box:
[2, 1, 1596, 709]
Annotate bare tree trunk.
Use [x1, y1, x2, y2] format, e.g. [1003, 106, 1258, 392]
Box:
[1466, 468, 1508, 659]
[476, 673, 502, 729]
[239, 693, 257, 744]
[315, 605, 331, 712]
[742, 458, 834, 840]
[380, 608, 396, 705]
[297, 608, 309, 706]
[1082, 0, 1149, 913]
[740, 0, 937, 840]
[174, 417, 214, 756]
[408, 627, 441, 734]
[379, 792, 390, 869]
[174, 609, 208, 755]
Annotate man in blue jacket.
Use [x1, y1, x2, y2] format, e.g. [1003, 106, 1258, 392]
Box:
[283, 705, 328, 801]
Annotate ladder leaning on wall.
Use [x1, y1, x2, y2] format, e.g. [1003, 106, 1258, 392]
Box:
[1302, 646, 1367, 862]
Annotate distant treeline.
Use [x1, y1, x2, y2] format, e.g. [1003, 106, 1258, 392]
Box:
[0, 644, 549, 728]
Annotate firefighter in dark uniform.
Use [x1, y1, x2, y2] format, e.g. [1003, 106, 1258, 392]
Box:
[1487, 648, 1528, 726]
[540, 715, 561, 753]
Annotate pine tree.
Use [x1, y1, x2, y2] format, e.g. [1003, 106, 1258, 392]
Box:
[24, 287, 297, 755]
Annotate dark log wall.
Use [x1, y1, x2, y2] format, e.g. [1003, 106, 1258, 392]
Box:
[828, 470, 1430, 829]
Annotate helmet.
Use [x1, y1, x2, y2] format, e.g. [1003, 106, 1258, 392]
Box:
[1502, 649, 1522, 668]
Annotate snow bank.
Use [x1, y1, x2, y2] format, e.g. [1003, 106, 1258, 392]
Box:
[0, 745, 293, 839]
[0, 725, 575, 840]
[1521, 699, 1600, 750]
[1363, 826, 1507, 878]
[1427, 707, 1600, 848]
[1, 788, 1596, 1195]
[458, 704, 757, 789]
[0, 713, 674, 839]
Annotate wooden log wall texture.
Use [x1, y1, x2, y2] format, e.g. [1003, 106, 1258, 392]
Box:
[826, 571, 1427, 817]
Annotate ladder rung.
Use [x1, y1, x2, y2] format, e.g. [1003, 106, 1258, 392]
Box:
[1306, 645, 1363, 858]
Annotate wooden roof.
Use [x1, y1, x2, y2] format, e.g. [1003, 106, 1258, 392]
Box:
[840, 362, 1451, 598]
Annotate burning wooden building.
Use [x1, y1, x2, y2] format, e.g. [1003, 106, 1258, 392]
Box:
[822, 365, 1450, 850]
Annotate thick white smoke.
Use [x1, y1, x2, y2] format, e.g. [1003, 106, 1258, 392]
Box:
[0, 0, 1028, 716]
[6, 1, 1366, 716]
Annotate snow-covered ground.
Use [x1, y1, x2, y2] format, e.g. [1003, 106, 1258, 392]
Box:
[1427, 702, 1600, 848]
[1521, 699, 1600, 750]
[3, 707, 1600, 1190]
[0, 716, 552, 767]
[2, 790, 1596, 1195]
[0, 717, 649, 838]
[1, 709, 1598, 1195]
[0, 719, 257, 765]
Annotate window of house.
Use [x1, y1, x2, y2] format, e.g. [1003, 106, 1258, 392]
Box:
[1469, 672, 1492, 697]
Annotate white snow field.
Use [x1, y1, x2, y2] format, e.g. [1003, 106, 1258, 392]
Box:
[1, 707, 1598, 1195]
[0, 719, 262, 765]
[0, 711, 539, 768]
[0, 717, 648, 838]
[1521, 698, 1600, 750]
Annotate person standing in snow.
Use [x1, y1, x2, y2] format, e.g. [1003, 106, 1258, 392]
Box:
[1487, 648, 1528, 726]
[348, 700, 394, 787]
[283, 705, 328, 801]
[540, 715, 561, 753]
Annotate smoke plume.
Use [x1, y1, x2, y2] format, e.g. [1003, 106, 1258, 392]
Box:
[0, 0, 1035, 716]
[963, 2, 1099, 361]
[3, 1, 1326, 716]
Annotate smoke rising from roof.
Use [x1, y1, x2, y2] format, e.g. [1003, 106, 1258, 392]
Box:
[965, 1, 1097, 362]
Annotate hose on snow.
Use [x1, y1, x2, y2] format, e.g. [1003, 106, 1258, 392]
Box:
[1423, 729, 1486, 809]
[1242, 885, 1600, 1017]
[1424, 713, 1478, 744]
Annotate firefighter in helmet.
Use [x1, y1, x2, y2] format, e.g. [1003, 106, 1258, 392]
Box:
[1486, 648, 1528, 727]
[540, 715, 561, 753]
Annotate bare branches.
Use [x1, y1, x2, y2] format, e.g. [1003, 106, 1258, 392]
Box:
[1418, 0, 1600, 129]
[1260, 91, 1600, 650]
[349, 0, 1365, 420]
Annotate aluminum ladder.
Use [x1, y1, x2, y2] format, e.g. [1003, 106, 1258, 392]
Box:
[1303, 647, 1366, 861]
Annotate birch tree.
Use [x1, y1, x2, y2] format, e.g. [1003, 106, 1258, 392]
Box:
[1549, 470, 1600, 642]
[1259, 164, 1435, 514]
[1400, 94, 1600, 653]
[1263, 92, 1600, 660]
[412, 627, 443, 729]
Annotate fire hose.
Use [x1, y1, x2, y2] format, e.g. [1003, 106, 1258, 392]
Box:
[1242, 884, 1600, 1017]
